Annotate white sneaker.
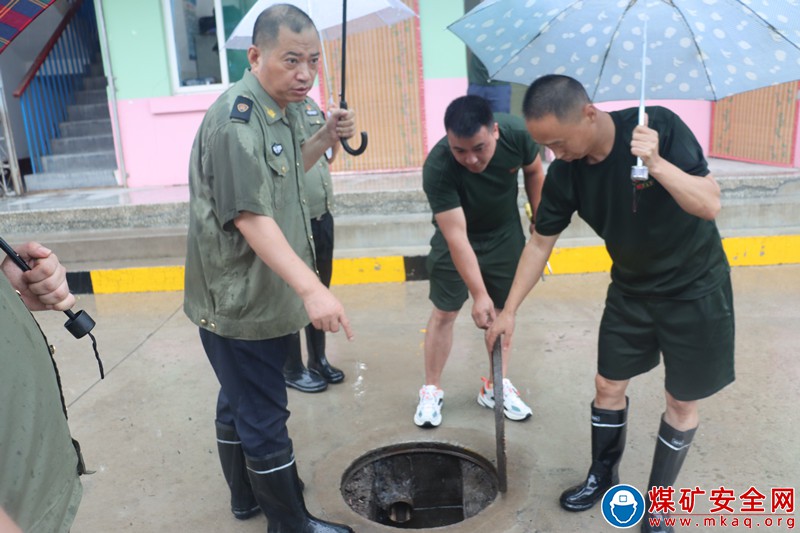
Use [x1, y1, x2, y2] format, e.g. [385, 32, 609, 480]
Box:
[414, 385, 444, 428]
[477, 378, 532, 421]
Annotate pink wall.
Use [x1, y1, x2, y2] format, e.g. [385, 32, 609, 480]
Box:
[795, 101, 800, 167]
[116, 93, 219, 187]
[115, 82, 716, 188]
[116, 88, 326, 188]
[423, 77, 467, 152]
[595, 100, 712, 155]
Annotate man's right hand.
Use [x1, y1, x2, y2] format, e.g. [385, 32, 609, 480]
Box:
[1, 242, 75, 312]
[303, 286, 354, 340]
[486, 309, 515, 356]
[325, 108, 356, 144]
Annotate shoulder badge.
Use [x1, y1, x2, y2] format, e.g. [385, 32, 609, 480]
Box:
[230, 96, 253, 122]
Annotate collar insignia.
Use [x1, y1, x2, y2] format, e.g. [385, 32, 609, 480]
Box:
[230, 96, 254, 122]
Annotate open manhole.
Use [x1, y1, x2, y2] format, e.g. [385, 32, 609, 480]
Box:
[341, 442, 499, 529]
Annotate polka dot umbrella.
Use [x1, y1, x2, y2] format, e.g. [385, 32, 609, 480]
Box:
[449, 0, 800, 178]
[449, 0, 800, 103]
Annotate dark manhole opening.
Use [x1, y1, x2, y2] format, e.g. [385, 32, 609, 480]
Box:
[341, 442, 499, 529]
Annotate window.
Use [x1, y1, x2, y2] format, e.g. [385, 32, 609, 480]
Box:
[162, 0, 259, 92]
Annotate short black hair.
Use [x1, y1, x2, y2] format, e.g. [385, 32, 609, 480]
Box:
[252, 4, 316, 50]
[443, 95, 495, 138]
[522, 75, 590, 122]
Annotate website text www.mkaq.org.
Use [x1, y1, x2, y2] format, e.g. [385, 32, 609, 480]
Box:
[646, 515, 795, 530]
[645, 485, 795, 530]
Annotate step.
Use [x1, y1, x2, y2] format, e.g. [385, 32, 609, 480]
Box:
[50, 134, 114, 155]
[23, 169, 118, 192]
[67, 103, 109, 121]
[41, 150, 116, 173]
[1, 227, 187, 269]
[51, 134, 114, 155]
[335, 213, 432, 251]
[2, 161, 799, 269]
[4, 189, 800, 268]
[335, 189, 429, 215]
[75, 89, 108, 106]
[60, 118, 112, 137]
[82, 76, 107, 91]
[89, 62, 104, 77]
[717, 173, 800, 198]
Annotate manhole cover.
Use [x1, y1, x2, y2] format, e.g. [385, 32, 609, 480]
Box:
[341, 442, 498, 529]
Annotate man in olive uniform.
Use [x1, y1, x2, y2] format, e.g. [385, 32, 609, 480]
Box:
[282, 96, 346, 392]
[488, 75, 735, 533]
[183, 5, 355, 532]
[414, 95, 545, 428]
[1, 242, 82, 532]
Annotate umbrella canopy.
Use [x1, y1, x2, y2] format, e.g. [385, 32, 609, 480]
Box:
[225, 0, 416, 49]
[449, 0, 800, 102]
[0, 0, 58, 54]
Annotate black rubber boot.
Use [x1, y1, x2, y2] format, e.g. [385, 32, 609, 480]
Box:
[641, 417, 697, 533]
[246, 442, 354, 532]
[216, 422, 260, 520]
[560, 397, 628, 512]
[283, 332, 328, 393]
[305, 325, 344, 384]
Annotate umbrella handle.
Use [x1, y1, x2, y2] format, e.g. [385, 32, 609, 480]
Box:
[338, 99, 368, 156]
[341, 132, 368, 156]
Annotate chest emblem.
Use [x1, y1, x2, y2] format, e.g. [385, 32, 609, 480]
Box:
[272, 143, 284, 156]
[305, 105, 319, 116]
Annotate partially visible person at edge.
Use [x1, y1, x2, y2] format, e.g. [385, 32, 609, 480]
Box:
[282, 96, 347, 393]
[183, 5, 356, 532]
[467, 50, 512, 113]
[1, 242, 83, 533]
[487, 74, 734, 533]
[414, 94, 545, 429]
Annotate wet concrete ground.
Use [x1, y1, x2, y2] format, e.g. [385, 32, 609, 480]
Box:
[40, 265, 799, 532]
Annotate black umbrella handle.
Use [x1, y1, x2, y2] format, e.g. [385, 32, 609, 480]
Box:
[338, 99, 368, 156]
[341, 132, 368, 156]
[339, 0, 367, 156]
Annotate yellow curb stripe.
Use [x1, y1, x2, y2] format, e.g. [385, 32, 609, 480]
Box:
[723, 235, 800, 266]
[90, 266, 185, 294]
[532, 235, 800, 275]
[546, 244, 612, 274]
[83, 235, 800, 294]
[330, 256, 406, 286]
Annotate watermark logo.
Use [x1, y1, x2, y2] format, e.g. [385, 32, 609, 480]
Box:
[602, 484, 646, 528]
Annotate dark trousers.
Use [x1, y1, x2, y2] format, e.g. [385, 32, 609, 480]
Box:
[311, 212, 334, 288]
[200, 329, 292, 457]
[467, 83, 512, 113]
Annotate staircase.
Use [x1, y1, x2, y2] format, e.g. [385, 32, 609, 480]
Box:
[24, 61, 117, 192]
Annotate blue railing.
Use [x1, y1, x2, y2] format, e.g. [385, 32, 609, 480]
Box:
[13, 0, 99, 174]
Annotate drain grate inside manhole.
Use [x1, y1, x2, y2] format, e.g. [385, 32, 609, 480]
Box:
[341, 442, 498, 529]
